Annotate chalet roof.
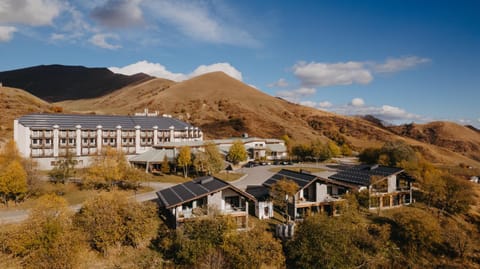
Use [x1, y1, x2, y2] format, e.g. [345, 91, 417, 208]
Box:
[245, 185, 270, 200]
[17, 113, 193, 130]
[328, 164, 404, 187]
[156, 176, 256, 209]
[263, 169, 318, 189]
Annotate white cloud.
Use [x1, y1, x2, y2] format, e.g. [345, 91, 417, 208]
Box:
[91, 0, 143, 28]
[145, 0, 258, 46]
[109, 60, 243, 81]
[89, 33, 121, 49]
[0, 26, 16, 42]
[373, 56, 431, 73]
[268, 78, 289, 88]
[293, 61, 373, 87]
[276, 87, 316, 102]
[190, 63, 242, 81]
[300, 101, 317, 108]
[291, 56, 430, 88]
[327, 102, 421, 123]
[350, 97, 365, 107]
[318, 101, 333, 108]
[0, 0, 62, 26]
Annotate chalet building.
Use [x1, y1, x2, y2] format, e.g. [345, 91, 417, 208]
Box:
[129, 137, 288, 173]
[328, 164, 414, 210]
[14, 113, 202, 170]
[249, 169, 352, 221]
[156, 176, 256, 229]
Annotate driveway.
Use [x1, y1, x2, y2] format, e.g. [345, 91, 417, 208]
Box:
[0, 182, 174, 224]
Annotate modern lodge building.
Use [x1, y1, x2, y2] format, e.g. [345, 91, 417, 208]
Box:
[14, 113, 203, 170]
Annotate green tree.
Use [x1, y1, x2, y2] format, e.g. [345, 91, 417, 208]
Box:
[48, 150, 76, 184]
[161, 155, 171, 174]
[287, 214, 369, 269]
[0, 160, 27, 206]
[75, 192, 160, 255]
[226, 140, 248, 165]
[177, 146, 192, 178]
[292, 143, 312, 161]
[270, 178, 299, 221]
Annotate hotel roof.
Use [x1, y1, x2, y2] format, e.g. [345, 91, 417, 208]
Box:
[17, 113, 193, 130]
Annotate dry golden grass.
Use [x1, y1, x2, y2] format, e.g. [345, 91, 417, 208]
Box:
[0, 86, 54, 146]
[57, 72, 480, 167]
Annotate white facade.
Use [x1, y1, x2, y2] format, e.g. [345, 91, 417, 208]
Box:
[14, 114, 203, 170]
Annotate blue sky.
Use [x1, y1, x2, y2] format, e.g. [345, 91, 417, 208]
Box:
[1, 0, 479, 127]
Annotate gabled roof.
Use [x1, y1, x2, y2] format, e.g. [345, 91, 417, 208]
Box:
[245, 185, 270, 200]
[328, 164, 404, 187]
[263, 169, 318, 189]
[263, 169, 355, 192]
[17, 113, 193, 130]
[156, 176, 256, 209]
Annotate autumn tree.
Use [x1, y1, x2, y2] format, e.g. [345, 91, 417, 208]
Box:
[194, 142, 224, 175]
[226, 140, 248, 165]
[161, 155, 171, 174]
[270, 178, 299, 221]
[177, 146, 192, 178]
[391, 207, 442, 264]
[2, 194, 81, 269]
[287, 213, 385, 269]
[48, 150, 76, 184]
[223, 224, 285, 269]
[0, 160, 28, 206]
[83, 147, 128, 189]
[161, 216, 235, 266]
[292, 143, 312, 161]
[75, 192, 160, 255]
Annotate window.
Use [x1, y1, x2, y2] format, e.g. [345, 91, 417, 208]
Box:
[225, 196, 245, 211]
[45, 139, 51, 145]
[60, 138, 67, 145]
[83, 138, 88, 144]
[103, 138, 108, 144]
[90, 138, 95, 143]
[110, 138, 115, 143]
[68, 138, 74, 144]
[32, 139, 39, 145]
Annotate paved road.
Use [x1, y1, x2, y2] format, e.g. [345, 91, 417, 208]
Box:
[0, 182, 174, 224]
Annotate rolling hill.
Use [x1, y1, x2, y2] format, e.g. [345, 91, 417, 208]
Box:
[0, 65, 153, 102]
[56, 71, 480, 167]
[0, 85, 56, 145]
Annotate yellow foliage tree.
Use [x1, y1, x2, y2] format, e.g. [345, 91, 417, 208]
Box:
[177, 146, 192, 178]
[83, 147, 127, 189]
[0, 160, 27, 206]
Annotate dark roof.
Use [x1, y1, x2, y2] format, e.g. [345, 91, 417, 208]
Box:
[328, 164, 404, 187]
[17, 113, 193, 130]
[263, 169, 318, 189]
[245, 185, 270, 200]
[156, 176, 255, 209]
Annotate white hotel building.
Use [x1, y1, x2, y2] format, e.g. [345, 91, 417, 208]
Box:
[14, 113, 203, 170]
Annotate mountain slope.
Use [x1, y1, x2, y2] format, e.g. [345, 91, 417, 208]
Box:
[390, 122, 480, 161]
[57, 72, 480, 167]
[0, 86, 54, 145]
[0, 65, 153, 102]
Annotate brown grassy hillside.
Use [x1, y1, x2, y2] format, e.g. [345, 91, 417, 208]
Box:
[0, 86, 55, 145]
[0, 65, 153, 102]
[57, 72, 480, 167]
[390, 122, 480, 162]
